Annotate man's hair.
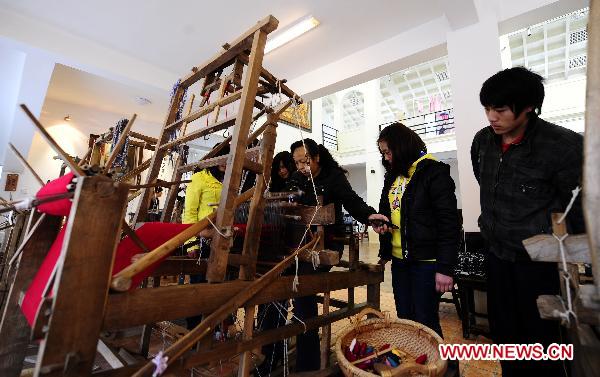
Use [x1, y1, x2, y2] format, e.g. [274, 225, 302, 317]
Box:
[377, 123, 426, 178]
[290, 138, 347, 174]
[479, 66, 545, 117]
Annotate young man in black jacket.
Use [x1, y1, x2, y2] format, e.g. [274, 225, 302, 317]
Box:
[472, 67, 584, 377]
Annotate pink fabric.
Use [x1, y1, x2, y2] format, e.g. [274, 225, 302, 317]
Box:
[36, 173, 74, 216]
[21, 222, 193, 331]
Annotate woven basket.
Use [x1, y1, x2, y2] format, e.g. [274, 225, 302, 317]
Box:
[335, 308, 447, 377]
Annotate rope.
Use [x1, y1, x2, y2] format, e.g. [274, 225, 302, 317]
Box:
[551, 186, 581, 327]
[289, 96, 322, 291]
[206, 216, 232, 239]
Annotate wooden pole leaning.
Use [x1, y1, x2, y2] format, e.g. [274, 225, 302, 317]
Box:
[104, 114, 137, 173]
[207, 28, 269, 283]
[131, 235, 320, 377]
[8, 143, 44, 186]
[19, 104, 85, 177]
[110, 188, 255, 292]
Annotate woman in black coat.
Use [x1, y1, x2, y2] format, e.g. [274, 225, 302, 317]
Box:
[372, 123, 460, 337]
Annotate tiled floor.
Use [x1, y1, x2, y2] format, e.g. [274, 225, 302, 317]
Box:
[328, 239, 501, 377]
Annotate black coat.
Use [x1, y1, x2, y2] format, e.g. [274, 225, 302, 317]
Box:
[378, 159, 459, 276]
[471, 117, 585, 262]
[287, 167, 376, 251]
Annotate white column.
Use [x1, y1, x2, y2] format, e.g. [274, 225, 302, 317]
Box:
[362, 79, 386, 242]
[446, 0, 502, 232]
[0, 47, 55, 199]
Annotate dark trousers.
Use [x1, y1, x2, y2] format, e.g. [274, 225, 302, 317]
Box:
[391, 258, 443, 337]
[487, 252, 569, 377]
[292, 262, 331, 372]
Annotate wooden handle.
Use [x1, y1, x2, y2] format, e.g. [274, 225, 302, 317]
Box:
[355, 307, 386, 320]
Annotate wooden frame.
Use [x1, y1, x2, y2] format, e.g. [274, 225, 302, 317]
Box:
[0, 15, 383, 377]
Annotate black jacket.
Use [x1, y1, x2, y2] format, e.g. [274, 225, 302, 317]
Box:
[471, 117, 585, 262]
[378, 159, 460, 276]
[287, 167, 376, 251]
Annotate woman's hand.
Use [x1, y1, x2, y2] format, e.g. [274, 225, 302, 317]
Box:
[435, 273, 454, 293]
[368, 214, 391, 234]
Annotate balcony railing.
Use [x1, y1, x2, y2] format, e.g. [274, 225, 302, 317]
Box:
[379, 108, 455, 138]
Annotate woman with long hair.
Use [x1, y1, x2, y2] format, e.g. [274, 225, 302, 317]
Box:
[269, 151, 296, 192]
[287, 138, 387, 371]
[372, 123, 459, 337]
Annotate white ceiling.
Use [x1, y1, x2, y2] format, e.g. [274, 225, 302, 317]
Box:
[0, 0, 445, 81]
[46, 64, 170, 125]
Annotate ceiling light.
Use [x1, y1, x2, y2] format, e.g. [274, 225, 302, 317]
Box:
[265, 16, 320, 54]
[64, 115, 71, 121]
[135, 96, 152, 106]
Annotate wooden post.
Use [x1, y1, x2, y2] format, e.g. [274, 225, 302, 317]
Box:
[237, 305, 256, 377]
[0, 214, 62, 377]
[207, 29, 269, 283]
[320, 292, 331, 369]
[238, 122, 276, 280]
[551, 213, 579, 294]
[584, 0, 600, 299]
[34, 176, 128, 377]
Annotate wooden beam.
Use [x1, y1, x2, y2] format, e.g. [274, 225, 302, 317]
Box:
[183, 304, 371, 368]
[207, 28, 269, 283]
[0, 215, 61, 377]
[129, 132, 157, 145]
[103, 269, 382, 330]
[20, 104, 85, 177]
[179, 15, 278, 88]
[178, 147, 260, 174]
[117, 159, 151, 184]
[8, 143, 44, 186]
[160, 116, 237, 151]
[523, 234, 591, 263]
[130, 236, 319, 376]
[238, 123, 276, 281]
[285, 203, 336, 225]
[35, 176, 128, 377]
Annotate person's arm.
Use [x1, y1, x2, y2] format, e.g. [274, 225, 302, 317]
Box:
[471, 132, 481, 184]
[332, 170, 375, 223]
[553, 134, 585, 234]
[428, 164, 460, 277]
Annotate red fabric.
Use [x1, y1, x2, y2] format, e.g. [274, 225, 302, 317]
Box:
[21, 226, 67, 327]
[36, 173, 74, 216]
[112, 222, 193, 289]
[21, 222, 193, 330]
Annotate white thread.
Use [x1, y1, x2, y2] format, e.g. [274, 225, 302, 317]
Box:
[206, 216, 232, 239]
[550, 186, 582, 327]
[151, 351, 169, 377]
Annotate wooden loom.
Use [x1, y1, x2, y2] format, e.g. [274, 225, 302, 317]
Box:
[0, 15, 383, 377]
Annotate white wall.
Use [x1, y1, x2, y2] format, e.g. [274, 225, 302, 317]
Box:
[0, 44, 26, 167]
[1, 98, 163, 200]
[345, 164, 368, 206]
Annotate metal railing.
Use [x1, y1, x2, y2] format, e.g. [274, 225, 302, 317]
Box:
[322, 123, 338, 151]
[379, 108, 455, 138]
